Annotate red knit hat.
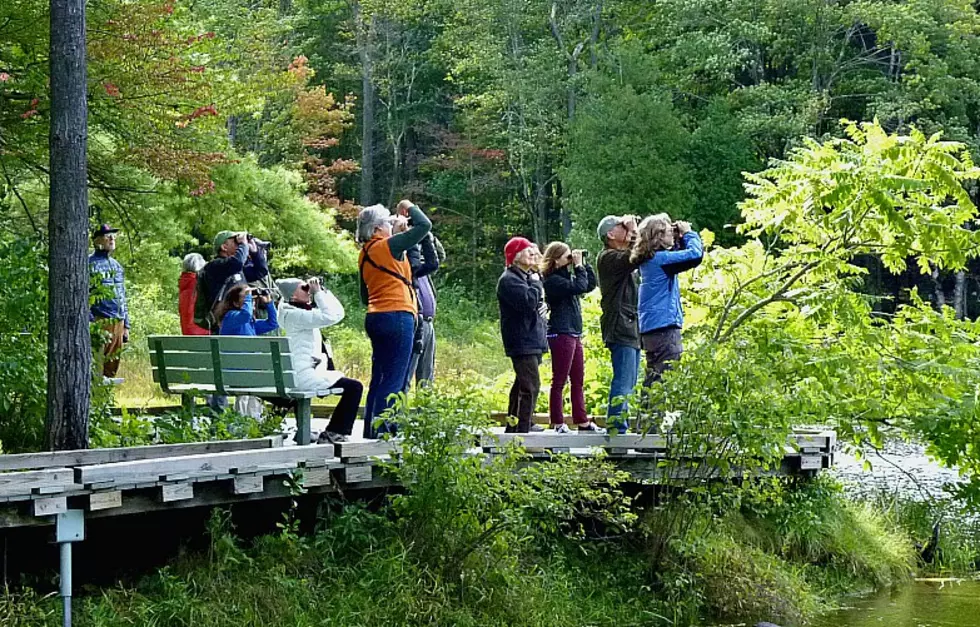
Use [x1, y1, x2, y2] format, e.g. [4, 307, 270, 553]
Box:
[504, 237, 533, 267]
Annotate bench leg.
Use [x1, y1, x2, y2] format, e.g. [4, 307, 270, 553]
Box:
[296, 398, 312, 445]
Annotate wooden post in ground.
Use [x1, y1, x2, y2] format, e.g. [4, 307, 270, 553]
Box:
[46, 0, 92, 451]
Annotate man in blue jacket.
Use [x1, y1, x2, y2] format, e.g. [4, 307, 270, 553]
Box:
[89, 224, 129, 379]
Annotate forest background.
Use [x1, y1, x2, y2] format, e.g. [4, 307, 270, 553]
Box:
[2, 0, 980, 446]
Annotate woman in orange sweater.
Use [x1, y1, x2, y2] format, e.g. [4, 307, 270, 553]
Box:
[357, 199, 432, 438]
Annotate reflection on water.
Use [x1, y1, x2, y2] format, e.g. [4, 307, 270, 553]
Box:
[812, 580, 980, 627]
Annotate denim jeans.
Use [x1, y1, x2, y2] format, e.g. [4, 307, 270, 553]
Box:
[607, 343, 641, 433]
[363, 311, 416, 438]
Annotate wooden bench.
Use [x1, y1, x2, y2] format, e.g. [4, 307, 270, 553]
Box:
[149, 335, 341, 445]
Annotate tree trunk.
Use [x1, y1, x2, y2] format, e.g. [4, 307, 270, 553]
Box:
[954, 270, 966, 319]
[47, 0, 92, 450]
[930, 265, 946, 311]
[356, 3, 375, 205]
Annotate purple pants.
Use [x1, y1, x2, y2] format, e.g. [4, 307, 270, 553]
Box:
[548, 334, 588, 425]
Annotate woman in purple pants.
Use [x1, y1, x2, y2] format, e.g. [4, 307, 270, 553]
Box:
[541, 242, 605, 434]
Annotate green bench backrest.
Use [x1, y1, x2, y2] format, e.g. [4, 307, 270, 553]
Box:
[149, 335, 296, 396]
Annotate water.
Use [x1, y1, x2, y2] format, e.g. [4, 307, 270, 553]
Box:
[812, 580, 980, 627]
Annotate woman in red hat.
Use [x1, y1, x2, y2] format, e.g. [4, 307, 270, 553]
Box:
[496, 237, 548, 433]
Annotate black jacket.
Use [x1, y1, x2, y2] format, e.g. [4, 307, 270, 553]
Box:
[407, 233, 440, 289]
[496, 266, 548, 357]
[596, 247, 640, 349]
[543, 263, 597, 335]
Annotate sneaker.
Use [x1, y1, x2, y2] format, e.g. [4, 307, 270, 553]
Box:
[553, 423, 572, 434]
[577, 421, 608, 435]
[529, 424, 545, 432]
[317, 431, 349, 444]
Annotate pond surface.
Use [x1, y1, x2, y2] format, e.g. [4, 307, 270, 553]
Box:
[811, 580, 980, 627]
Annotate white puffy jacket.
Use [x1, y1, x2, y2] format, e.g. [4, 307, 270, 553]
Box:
[279, 290, 346, 391]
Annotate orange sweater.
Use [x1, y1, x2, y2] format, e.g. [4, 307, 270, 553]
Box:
[360, 237, 417, 315]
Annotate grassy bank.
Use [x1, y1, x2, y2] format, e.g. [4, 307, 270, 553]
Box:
[1, 389, 922, 627]
[0, 480, 915, 627]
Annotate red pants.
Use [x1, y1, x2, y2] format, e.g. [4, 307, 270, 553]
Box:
[548, 334, 587, 425]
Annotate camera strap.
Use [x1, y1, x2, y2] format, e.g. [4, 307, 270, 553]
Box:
[360, 240, 422, 318]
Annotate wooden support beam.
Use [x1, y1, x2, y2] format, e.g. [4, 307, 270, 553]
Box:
[232, 475, 264, 495]
[160, 482, 194, 502]
[32, 496, 68, 517]
[88, 490, 123, 511]
[0, 468, 75, 498]
[335, 440, 399, 461]
[483, 433, 668, 450]
[340, 465, 373, 484]
[0, 436, 283, 472]
[301, 467, 332, 488]
[77, 446, 337, 485]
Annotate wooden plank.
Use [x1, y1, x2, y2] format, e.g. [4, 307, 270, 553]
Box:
[0, 468, 75, 497]
[77, 446, 338, 485]
[799, 456, 823, 471]
[302, 467, 332, 488]
[32, 496, 67, 516]
[88, 490, 123, 511]
[152, 351, 294, 372]
[340, 465, 373, 484]
[0, 436, 282, 472]
[232, 475, 264, 495]
[153, 368, 296, 390]
[160, 482, 194, 502]
[484, 433, 668, 450]
[150, 335, 292, 354]
[335, 440, 400, 460]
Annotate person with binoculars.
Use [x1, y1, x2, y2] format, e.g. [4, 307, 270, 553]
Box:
[630, 214, 703, 422]
[541, 242, 604, 434]
[277, 276, 363, 444]
[356, 199, 432, 439]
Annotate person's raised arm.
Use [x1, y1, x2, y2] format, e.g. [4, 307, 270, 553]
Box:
[414, 233, 440, 279]
[244, 246, 269, 282]
[255, 300, 279, 335]
[388, 203, 432, 259]
[658, 228, 704, 274]
[499, 271, 544, 314]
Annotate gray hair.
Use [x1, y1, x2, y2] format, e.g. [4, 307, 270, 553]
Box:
[356, 204, 391, 243]
[182, 252, 206, 273]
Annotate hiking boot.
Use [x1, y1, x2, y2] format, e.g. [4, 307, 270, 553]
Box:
[577, 421, 607, 435]
[553, 423, 572, 434]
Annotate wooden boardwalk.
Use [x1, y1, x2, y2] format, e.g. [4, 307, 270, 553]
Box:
[0, 429, 835, 529]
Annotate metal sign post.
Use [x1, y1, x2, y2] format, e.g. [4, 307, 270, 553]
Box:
[55, 510, 85, 627]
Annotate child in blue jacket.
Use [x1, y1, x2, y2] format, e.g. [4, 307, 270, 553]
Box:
[216, 284, 279, 336]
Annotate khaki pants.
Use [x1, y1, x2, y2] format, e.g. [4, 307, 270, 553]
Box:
[96, 318, 126, 378]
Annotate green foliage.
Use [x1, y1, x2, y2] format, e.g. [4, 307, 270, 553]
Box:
[0, 240, 48, 452]
[563, 85, 693, 243]
[385, 385, 637, 584]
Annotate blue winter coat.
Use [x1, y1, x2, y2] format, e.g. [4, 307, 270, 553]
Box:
[89, 250, 130, 328]
[219, 294, 279, 336]
[637, 232, 704, 334]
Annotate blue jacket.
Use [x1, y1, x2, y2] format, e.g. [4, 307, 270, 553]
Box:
[89, 251, 129, 328]
[637, 232, 704, 334]
[202, 244, 269, 304]
[219, 294, 279, 336]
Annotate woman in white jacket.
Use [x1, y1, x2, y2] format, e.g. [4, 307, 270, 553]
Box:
[277, 277, 364, 444]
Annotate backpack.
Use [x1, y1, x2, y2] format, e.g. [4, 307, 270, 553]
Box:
[192, 269, 215, 330]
